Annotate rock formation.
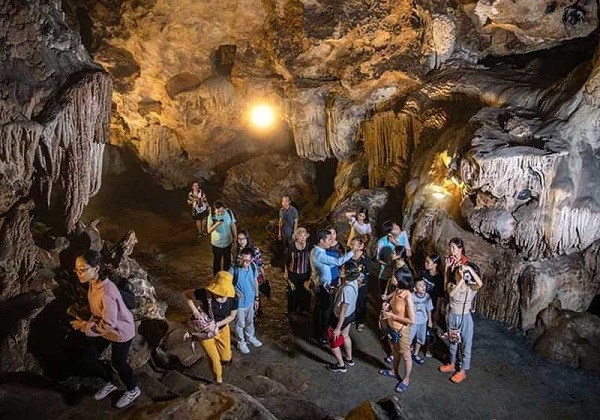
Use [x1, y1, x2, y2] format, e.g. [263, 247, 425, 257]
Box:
[3, 0, 600, 393]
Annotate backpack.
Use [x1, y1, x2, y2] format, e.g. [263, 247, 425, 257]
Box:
[231, 262, 258, 287]
[187, 296, 217, 342]
[115, 279, 136, 311]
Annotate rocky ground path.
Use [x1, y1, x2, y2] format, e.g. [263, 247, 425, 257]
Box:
[33, 189, 596, 419]
[107, 209, 600, 419]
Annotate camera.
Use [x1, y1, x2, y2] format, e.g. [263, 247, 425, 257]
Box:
[463, 269, 473, 284]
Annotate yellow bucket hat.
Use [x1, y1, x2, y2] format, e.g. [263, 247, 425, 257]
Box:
[206, 271, 235, 298]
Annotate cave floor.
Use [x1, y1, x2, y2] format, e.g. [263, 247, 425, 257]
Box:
[72, 203, 600, 420]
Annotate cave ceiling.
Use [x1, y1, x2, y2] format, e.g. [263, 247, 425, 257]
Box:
[57, 0, 599, 187]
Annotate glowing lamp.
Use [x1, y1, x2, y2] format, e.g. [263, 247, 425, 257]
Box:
[249, 104, 276, 129]
[429, 184, 449, 200]
[431, 191, 448, 200]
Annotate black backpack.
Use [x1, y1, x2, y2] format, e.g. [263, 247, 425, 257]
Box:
[115, 279, 136, 310]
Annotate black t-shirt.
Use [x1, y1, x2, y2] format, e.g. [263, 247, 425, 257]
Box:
[193, 288, 238, 322]
[422, 270, 444, 304]
[353, 254, 372, 283]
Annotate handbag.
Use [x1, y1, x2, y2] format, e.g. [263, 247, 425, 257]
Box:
[186, 296, 217, 342]
[384, 325, 404, 344]
[448, 329, 462, 343]
[446, 286, 468, 344]
[327, 325, 344, 348]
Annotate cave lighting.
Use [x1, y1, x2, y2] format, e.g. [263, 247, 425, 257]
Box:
[429, 184, 450, 200]
[249, 104, 276, 129]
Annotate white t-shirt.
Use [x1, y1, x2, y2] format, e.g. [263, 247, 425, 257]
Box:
[347, 217, 372, 246]
[333, 281, 359, 318]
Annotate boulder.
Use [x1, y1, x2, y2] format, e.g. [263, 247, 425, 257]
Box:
[534, 300, 600, 376]
[132, 384, 278, 420]
[159, 323, 203, 368]
[221, 154, 317, 212]
[107, 230, 167, 320]
[346, 396, 409, 420]
[259, 396, 332, 420]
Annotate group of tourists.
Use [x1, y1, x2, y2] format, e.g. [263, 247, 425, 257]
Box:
[69, 182, 483, 409]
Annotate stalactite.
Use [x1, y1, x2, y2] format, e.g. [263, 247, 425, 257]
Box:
[37, 71, 112, 232]
[290, 90, 331, 160]
[133, 125, 183, 167]
[361, 111, 413, 187]
[198, 76, 235, 113]
[0, 122, 43, 212]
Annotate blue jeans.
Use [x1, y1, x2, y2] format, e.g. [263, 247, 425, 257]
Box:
[448, 312, 474, 370]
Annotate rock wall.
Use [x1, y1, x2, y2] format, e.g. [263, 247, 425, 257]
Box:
[0, 0, 166, 375]
[405, 42, 600, 330]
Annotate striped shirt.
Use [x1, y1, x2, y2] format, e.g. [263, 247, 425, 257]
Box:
[287, 242, 310, 274]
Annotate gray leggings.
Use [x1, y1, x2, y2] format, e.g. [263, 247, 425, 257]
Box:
[448, 312, 474, 370]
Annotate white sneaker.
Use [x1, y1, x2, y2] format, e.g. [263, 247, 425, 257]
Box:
[94, 382, 117, 401]
[248, 336, 262, 348]
[238, 341, 250, 354]
[116, 387, 141, 408]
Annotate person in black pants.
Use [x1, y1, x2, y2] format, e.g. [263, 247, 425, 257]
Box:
[348, 237, 371, 332]
[70, 250, 140, 408]
[207, 200, 237, 275]
[284, 227, 312, 314]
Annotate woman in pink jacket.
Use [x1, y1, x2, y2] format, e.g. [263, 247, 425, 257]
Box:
[70, 250, 140, 408]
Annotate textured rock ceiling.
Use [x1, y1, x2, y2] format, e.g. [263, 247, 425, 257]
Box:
[62, 0, 598, 187]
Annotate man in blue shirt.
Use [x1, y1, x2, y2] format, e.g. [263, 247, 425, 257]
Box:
[311, 229, 359, 344]
[208, 200, 237, 275]
[230, 247, 262, 354]
[278, 195, 299, 259]
[376, 220, 411, 295]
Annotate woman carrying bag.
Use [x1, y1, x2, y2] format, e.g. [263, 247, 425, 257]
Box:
[183, 271, 238, 385]
[439, 237, 482, 383]
[70, 250, 140, 408]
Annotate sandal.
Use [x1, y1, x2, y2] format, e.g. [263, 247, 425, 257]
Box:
[378, 369, 398, 379]
[357, 324, 365, 332]
[412, 354, 425, 365]
[384, 355, 394, 364]
[395, 381, 409, 393]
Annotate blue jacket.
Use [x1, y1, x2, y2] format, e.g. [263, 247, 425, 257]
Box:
[310, 246, 354, 286]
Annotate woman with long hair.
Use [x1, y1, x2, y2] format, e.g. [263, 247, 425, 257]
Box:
[423, 253, 444, 338]
[234, 229, 265, 280]
[439, 237, 482, 383]
[349, 237, 371, 332]
[344, 208, 373, 250]
[70, 250, 140, 408]
[187, 180, 209, 237]
[379, 268, 415, 393]
[326, 226, 346, 288]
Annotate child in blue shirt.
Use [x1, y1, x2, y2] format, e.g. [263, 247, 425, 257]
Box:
[409, 278, 433, 365]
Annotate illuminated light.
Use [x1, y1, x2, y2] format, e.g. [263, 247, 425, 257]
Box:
[249, 104, 276, 129]
[428, 183, 450, 200]
[440, 151, 452, 167]
[431, 191, 448, 200]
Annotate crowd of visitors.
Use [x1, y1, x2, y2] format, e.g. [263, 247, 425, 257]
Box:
[68, 182, 483, 408]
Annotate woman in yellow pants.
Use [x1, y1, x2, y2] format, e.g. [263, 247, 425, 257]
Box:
[184, 271, 238, 384]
